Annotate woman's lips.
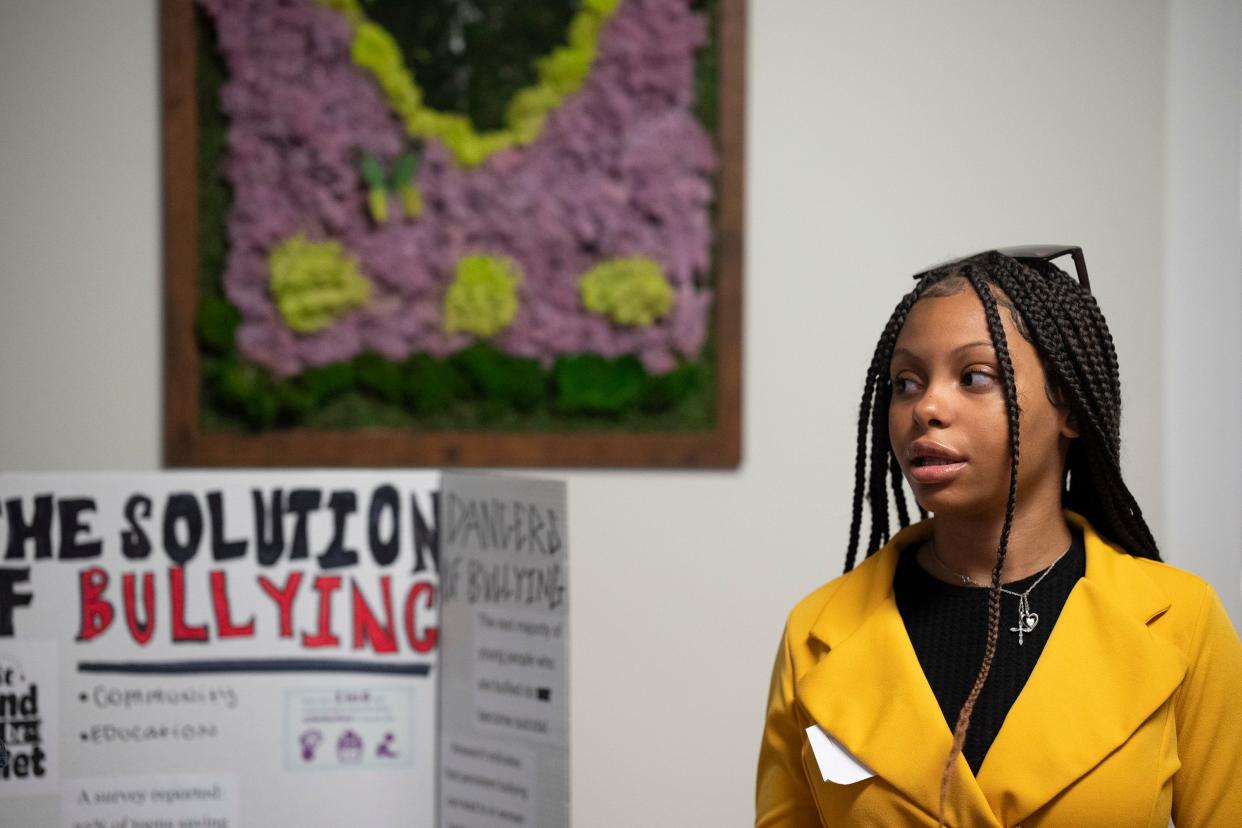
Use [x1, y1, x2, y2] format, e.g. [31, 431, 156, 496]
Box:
[909, 459, 967, 485]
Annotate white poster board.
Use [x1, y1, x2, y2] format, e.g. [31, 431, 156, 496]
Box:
[437, 473, 569, 828]
[0, 471, 442, 827]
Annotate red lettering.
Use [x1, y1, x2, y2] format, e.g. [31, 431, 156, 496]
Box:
[76, 567, 113, 641]
[258, 572, 303, 638]
[209, 570, 255, 638]
[352, 575, 397, 653]
[121, 572, 155, 645]
[404, 581, 438, 654]
[301, 575, 341, 648]
[169, 566, 208, 642]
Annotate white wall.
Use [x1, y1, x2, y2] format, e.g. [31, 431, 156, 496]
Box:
[2, 1, 1235, 826]
[1164, 0, 1242, 631]
[0, 0, 161, 467]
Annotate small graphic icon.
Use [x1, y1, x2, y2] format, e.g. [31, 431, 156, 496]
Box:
[337, 729, 363, 764]
[299, 729, 322, 762]
[376, 732, 398, 759]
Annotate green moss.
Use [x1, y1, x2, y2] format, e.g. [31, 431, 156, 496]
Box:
[579, 257, 674, 326]
[335, 0, 617, 166]
[554, 354, 645, 413]
[297, 362, 356, 404]
[455, 343, 548, 410]
[197, 295, 240, 354]
[403, 353, 466, 414]
[355, 353, 405, 404]
[268, 235, 373, 333]
[442, 254, 522, 337]
[692, 0, 719, 137]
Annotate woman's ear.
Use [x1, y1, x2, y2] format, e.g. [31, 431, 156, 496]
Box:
[1045, 378, 1080, 439]
[1061, 409, 1080, 439]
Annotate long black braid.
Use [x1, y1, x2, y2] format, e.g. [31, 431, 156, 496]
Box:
[840, 250, 1161, 825]
[931, 264, 1021, 823]
[845, 290, 922, 571]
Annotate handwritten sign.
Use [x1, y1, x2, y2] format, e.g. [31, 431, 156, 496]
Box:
[438, 473, 569, 828]
[0, 472, 441, 827]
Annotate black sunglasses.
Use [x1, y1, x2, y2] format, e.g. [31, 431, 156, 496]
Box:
[912, 244, 1090, 293]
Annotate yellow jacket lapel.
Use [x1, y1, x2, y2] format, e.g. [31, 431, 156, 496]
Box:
[796, 521, 1000, 827]
[976, 512, 1187, 825]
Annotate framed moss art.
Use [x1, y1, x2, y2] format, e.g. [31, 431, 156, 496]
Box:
[162, 0, 744, 467]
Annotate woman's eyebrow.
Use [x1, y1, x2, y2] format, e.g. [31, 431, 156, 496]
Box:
[892, 341, 994, 361]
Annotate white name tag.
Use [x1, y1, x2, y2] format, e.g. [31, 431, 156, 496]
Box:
[805, 724, 875, 784]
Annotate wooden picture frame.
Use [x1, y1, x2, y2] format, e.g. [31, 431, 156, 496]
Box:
[162, 0, 744, 468]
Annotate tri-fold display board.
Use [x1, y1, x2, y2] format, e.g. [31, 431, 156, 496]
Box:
[0, 471, 567, 828]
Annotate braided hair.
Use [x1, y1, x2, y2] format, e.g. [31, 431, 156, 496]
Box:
[842, 250, 1160, 825]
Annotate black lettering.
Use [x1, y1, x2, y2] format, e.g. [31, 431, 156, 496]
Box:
[253, 488, 285, 566]
[368, 485, 400, 566]
[527, 505, 546, 555]
[317, 491, 358, 569]
[478, 499, 505, 550]
[546, 508, 563, 557]
[2, 494, 53, 560]
[0, 568, 34, 635]
[163, 492, 203, 565]
[57, 498, 102, 559]
[412, 491, 439, 573]
[287, 489, 322, 560]
[511, 499, 526, 552]
[121, 494, 153, 559]
[207, 491, 247, 560]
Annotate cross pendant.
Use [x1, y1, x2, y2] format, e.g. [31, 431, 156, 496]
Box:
[1009, 611, 1038, 645]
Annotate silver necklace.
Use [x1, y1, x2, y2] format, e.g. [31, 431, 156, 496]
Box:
[928, 542, 1071, 646]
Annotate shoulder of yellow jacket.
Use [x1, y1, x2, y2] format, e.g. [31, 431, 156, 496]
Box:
[782, 554, 885, 646]
[1129, 556, 1221, 649]
[1130, 555, 1215, 598]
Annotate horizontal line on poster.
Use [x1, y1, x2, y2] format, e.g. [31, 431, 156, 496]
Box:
[76, 658, 432, 676]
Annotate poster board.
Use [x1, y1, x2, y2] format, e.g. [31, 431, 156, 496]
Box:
[438, 473, 569, 828]
[0, 471, 443, 827]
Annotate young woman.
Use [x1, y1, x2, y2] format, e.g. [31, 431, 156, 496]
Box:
[755, 248, 1242, 827]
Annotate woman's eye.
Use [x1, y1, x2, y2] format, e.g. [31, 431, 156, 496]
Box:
[963, 370, 996, 388]
[892, 376, 917, 394]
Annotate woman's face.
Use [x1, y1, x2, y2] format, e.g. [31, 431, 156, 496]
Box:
[887, 282, 1078, 517]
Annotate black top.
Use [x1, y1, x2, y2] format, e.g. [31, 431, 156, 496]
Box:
[892, 528, 1086, 775]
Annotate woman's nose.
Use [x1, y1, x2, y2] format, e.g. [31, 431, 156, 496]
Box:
[912, 382, 950, 429]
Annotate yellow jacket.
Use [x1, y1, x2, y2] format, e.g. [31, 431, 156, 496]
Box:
[756, 511, 1242, 827]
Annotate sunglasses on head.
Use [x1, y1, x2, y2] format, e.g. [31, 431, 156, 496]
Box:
[912, 244, 1090, 293]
